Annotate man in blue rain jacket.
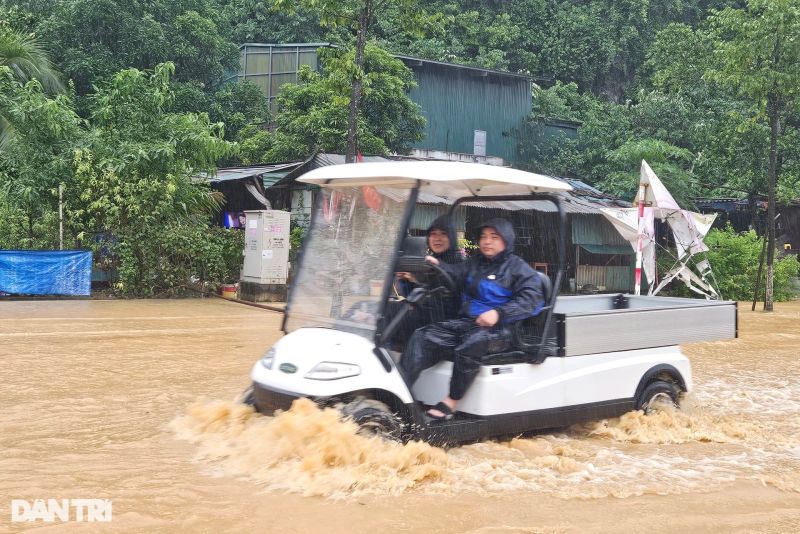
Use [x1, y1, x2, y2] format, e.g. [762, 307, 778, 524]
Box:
[400, 218, 546, 420]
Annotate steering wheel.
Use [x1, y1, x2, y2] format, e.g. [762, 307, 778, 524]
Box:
[425, 261, 457, 294]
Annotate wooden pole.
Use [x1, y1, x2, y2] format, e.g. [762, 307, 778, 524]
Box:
[58, 183, 63, 250]
[634, 183, 647, 295]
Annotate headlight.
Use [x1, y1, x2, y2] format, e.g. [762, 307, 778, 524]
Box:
[260, 347, 276, 370]
[305, 362, 361, 380]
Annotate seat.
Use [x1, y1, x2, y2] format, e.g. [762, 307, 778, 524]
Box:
[480, 270, 554, 365]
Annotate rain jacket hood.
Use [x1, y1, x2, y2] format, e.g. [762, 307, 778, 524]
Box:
[477, 217, 515, 260]
[428, 215, 461, 264]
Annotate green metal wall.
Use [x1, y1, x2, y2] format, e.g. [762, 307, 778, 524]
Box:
[571, 214, 631, 247]
[233, 45, 532, 162]
[235, 44, 322, 115]
[407, 65, 531, 162]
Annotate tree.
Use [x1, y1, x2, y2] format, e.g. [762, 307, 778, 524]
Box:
[0, 68, 81, 246]
[0, 25, 63, 148]
[169, 10, 238, 88]
[35, 0, 167, 95]
[68, 62, 236, 294]
[644, 19, 800, 229]
[33, 0, 237, 96]
[0, 25, 62, 92]
[219, 0, 326, 44]
[274, 0, 430, 162]
[704, 0, 800, 311]
[208, 81, 270, 142]
[266, 44, 424, 161]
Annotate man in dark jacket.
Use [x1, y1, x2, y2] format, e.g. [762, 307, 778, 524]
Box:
[400, 218, 546, 420]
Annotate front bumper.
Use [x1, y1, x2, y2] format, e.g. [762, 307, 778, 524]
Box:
[252, 382, 300, 414]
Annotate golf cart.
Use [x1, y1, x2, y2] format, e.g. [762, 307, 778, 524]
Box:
[247, 161, 737, 445]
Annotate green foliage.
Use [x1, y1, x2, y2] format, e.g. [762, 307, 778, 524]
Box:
[641, 2, 800, 203]
[704, 0, 800, 112]
[236, 125, 275, 165]
[114, 223, 244, 296]
[32, 0, 236, 95]
[290, 226, 305, 251]
[704, 226, 799, 301]
[265, 44, 424, 160]
[220, 0, 326, 44]
[209, 81, 270, 141]
[0, 68, 81, 245]
[645, 23, 713, 96]
[274, 0, 433, 35]
[66, 63, 236, 295]
[170, 10, 238, 88]
[457, 237, 477, 255]
[601, 139, 695, 206]
[0, 187, 59, 249]
[0, 23, 63, 93]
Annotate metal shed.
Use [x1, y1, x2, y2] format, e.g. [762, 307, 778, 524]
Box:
[394, 55, 532, 163]
[229, 43, 534, 163]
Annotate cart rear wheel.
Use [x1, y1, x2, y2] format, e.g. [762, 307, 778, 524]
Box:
[341, 398, 403, 442]
[636, 380, 679, 414]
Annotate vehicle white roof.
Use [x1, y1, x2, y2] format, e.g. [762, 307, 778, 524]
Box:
[296, 161, 572, 197]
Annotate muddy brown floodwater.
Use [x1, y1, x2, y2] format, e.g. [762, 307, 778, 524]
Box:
[1, 299, 799, 533]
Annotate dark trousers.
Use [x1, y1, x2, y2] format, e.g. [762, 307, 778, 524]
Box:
[401, 318, 513, 401]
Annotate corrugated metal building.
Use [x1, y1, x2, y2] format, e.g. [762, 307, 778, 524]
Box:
[228, 43, 544, 163]
[393, 55, 532, 163]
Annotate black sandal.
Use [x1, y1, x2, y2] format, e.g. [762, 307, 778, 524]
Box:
[426, 401, 455, 421]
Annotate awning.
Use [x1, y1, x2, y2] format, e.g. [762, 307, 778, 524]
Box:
[578, 244, 634, 255]
[262, 171, 292, 188]
[203, 162, 302, 184]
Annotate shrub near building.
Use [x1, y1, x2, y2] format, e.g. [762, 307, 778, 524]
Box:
[705, 226, 799, 302]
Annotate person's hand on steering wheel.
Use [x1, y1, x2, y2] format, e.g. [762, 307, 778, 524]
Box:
[396, 271, 418, 284]
[424, 255, 456, 294]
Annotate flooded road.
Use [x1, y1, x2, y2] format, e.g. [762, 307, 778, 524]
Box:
[1, 298, 799, 533]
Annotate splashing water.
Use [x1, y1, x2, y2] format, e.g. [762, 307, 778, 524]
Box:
[170, 398, 449, 499]
[173, 364, 800, 500]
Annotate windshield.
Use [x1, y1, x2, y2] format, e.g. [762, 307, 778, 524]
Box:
[285, 186, 413, 338]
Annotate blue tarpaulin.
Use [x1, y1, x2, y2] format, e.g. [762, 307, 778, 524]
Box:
[0, 250, 92, 296]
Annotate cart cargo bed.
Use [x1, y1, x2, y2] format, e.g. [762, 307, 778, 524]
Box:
[552, 295, 737, 357]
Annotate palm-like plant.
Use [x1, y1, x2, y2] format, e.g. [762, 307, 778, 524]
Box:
[1, 26, 63, 149]
[0, 26, 63, 92]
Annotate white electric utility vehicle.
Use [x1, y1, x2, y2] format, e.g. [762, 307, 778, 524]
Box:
[247, 161, 737, 444]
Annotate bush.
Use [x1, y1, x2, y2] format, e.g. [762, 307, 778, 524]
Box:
[0, 199, 60, 250]
[704, 226, 799, 301]
[111, 223, 244, 297]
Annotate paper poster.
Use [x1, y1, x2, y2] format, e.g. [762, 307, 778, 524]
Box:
[248, 219, 258, 229]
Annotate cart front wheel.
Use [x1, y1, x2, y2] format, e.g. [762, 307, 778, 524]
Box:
[341, 397, 403, 442]
[235, 385, 256, 407]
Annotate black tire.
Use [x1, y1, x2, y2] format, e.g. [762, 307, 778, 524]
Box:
[235, 385, 256, 407]
[636, 379, 680, 414]
[340, 397, 404, 442]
